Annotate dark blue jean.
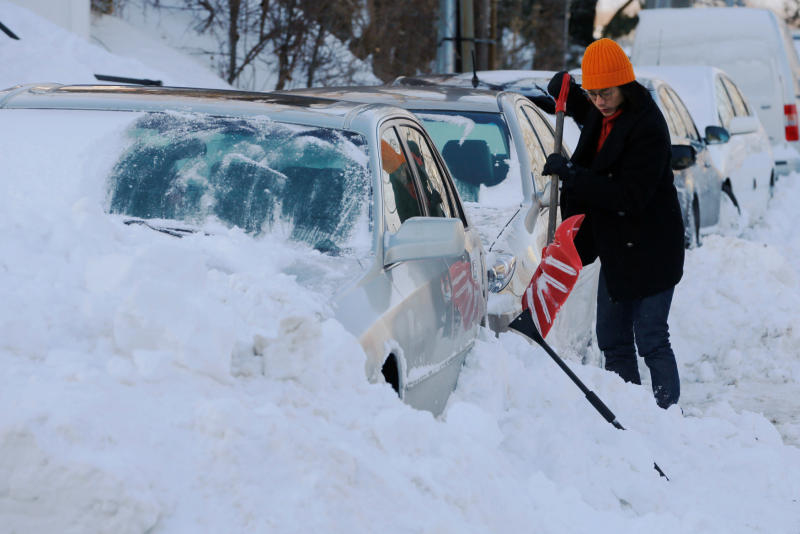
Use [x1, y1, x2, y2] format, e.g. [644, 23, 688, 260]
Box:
[596, 269, 680, 409]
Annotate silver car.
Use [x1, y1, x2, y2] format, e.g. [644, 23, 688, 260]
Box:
[638, 75, 725, 247]
[276, 84, 588, 336]
[0, 83, 487, 415]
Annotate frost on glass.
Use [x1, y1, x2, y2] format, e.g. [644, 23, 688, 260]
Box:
[415, 111, 522, 206]
[108, 112, 371, 255]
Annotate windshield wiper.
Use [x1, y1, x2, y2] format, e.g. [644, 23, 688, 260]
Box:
[124, 219, 198, 238]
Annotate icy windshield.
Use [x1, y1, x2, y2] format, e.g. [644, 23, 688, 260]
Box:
[108, 112, 372, 256]
[414, 111, 522, 206]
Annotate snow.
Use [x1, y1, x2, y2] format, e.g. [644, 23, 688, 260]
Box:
[1, 2, 800, 533]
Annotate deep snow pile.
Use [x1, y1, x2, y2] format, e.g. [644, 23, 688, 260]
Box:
[1, 2, 800, 533]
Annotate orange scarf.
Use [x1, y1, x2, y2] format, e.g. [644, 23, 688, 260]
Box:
[597, 109, 623, 152]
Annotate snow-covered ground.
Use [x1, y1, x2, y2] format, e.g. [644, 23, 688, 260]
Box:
[1, 2, 800, 532]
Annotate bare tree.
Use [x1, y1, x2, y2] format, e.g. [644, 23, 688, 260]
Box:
[350, 0, 439, 81]
[181, 0, 364, 89]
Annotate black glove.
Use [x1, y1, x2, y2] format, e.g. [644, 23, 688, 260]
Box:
[547, 71, 579, 100]
[545, 71, 586, 118]
[542, 153, 573, 178]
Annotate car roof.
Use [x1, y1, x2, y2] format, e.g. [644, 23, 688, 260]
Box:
[276, 84, 508, 113]
[0, 83, 419, 132]
[634, 66, 721, 127]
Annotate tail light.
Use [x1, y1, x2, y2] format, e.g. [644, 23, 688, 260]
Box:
[784, 104, 799, 141]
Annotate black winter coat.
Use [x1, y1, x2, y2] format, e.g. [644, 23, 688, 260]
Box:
[552, 80, 684, 301]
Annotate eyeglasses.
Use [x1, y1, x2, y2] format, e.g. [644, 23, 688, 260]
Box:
[584, 88, 615, 100]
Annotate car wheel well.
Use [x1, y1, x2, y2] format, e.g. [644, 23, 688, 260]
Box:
[381, 354, 400, 395]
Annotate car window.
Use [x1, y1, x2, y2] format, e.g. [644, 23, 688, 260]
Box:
[399, 125, 455, 218]
[657, 86, 686, 139]
[664, 87, 701, 141]
[107, 112, 371, 255]
[721, 75, 750, 117]
[714, 75, 736, 128]
[516, 104, 550, 193]
[414, 110, 522, 206]
[381, 126, 423, 234]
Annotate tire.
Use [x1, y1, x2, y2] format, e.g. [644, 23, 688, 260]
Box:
[381, 355, 402, 397]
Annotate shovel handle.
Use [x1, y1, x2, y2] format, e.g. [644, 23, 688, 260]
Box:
[546, 73, 571, 244]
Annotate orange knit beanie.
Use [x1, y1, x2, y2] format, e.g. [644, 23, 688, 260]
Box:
[581, 38, 635, 90]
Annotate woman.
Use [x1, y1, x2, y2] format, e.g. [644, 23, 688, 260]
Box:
[542, 38, 685, 409]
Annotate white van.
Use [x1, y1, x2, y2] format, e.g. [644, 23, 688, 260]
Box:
[631, 7, 800, 176]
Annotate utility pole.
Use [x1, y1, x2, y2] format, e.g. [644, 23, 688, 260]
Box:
[437, 0, 457, 73]
[459, 0, 475, 73]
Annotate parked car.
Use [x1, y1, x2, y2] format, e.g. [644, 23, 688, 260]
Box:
[635, 65, 774, 222]
[0, 83, 487, 415]
[631, 7, 800, 176]
[277, 83, 597, 344]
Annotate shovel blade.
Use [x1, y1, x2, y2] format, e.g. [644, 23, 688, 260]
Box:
[522, 214, 585, 338]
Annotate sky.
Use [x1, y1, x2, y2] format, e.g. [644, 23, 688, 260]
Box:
[1, 2, 800, 533]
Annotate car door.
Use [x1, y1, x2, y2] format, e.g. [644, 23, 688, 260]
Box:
[379, 121, 480, 411]
[398, 122, 485, 338]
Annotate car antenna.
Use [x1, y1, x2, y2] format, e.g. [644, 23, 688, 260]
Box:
[469, 49, 503, 91]
[471, 50, 480, 88]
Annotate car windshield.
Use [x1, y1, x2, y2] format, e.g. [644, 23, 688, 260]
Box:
[107, 112, 372, 256]
[413, 110, 522, 207]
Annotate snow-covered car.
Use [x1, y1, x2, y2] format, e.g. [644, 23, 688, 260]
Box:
[277, 83, 596, 346]
[0, 83, 487, 415]
[635, 65, 774, 223]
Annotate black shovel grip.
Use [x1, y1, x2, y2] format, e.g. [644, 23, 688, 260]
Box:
[585, 391, 624, 430]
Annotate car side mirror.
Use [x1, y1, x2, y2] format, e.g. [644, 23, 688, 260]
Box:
[671, 144, 696, 171]
[525, 180, 550, 233]
[704, 125, 730, 145]
[384, 217, 466, 265]
[532, 178, 551, 207]
[728, 115, 759, 135]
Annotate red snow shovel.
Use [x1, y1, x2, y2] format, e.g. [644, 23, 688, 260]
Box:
[508, 215, 669, 480]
